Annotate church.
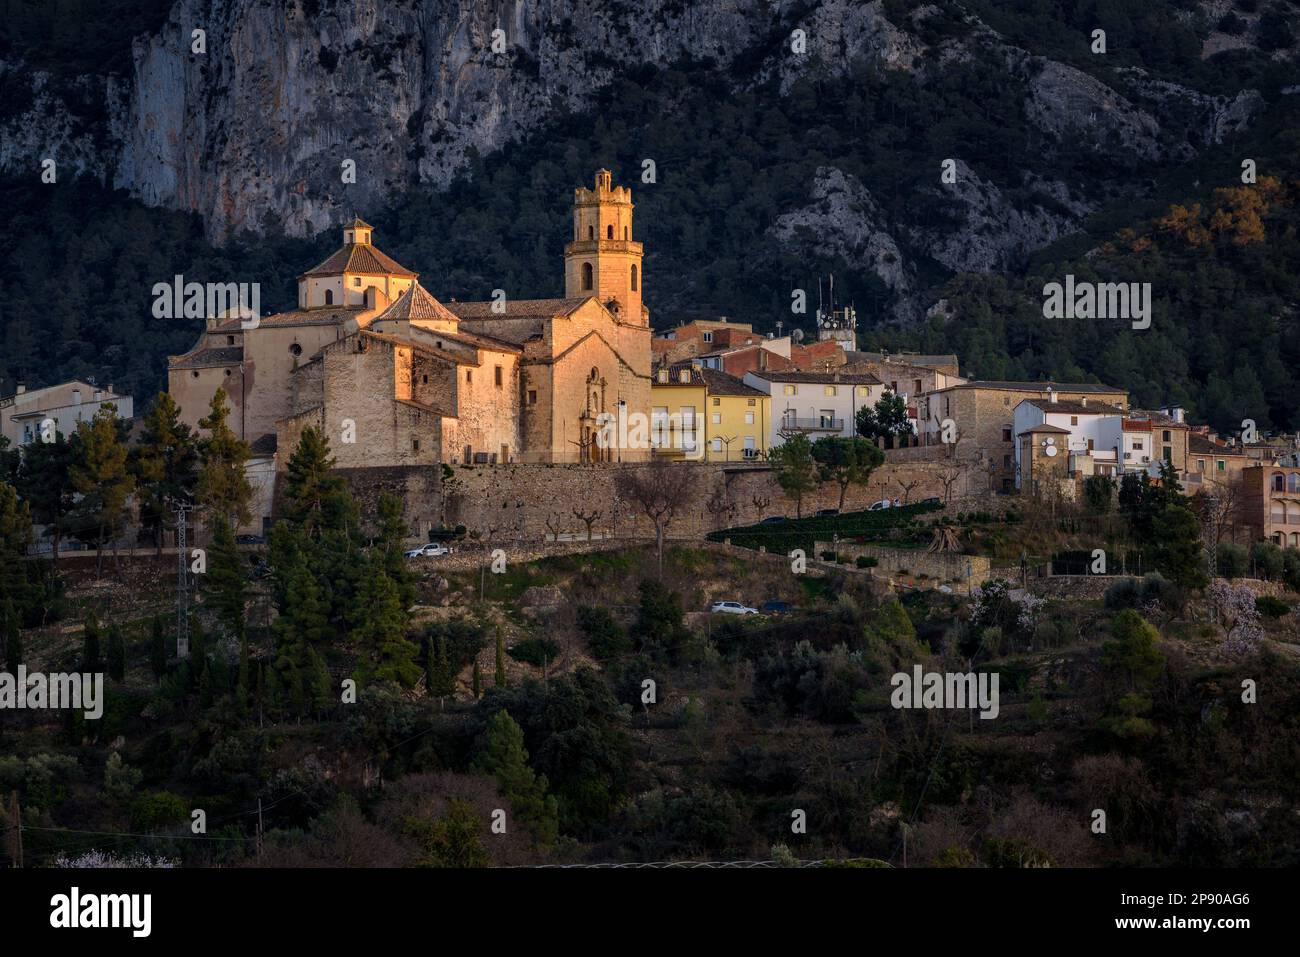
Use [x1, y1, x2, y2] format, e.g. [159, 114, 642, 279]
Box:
[168, 170, 653, 468]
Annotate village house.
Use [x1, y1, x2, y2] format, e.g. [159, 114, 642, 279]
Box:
[650, 364, 770, 461]
[0, 379, 133, 446]
[742, 369, 885, 450]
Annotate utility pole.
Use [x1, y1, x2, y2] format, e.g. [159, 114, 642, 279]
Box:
[256, 796, 264, 858]
[6, 791, 21, 868]
[171, 498, 195, 659]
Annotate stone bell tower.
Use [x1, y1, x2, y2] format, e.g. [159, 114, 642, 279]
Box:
[564, 169, 646, 324]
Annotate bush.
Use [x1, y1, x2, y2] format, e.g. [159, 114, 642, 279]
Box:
[855, 555, 877, 569]
[821, 551, 837, 562]
[1217, 543, 1249, 578]
[1283, 549, 1300, 591]
[1256, 595, 1290, 619]
[507, 637, 559, 666]
[1251, 542, 1284, 581]
[576, 605, 630, 661]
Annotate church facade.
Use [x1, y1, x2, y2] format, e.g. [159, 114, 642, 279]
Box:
[168, 170, 652, 466]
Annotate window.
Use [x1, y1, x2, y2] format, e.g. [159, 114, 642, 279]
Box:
[702, 331, 713, 343]
[914, 379, 922, 394]
[712, 438, 722, 453]
[582, 262, 593, 290]
[1070, 416, 1078, 425]
[1003, 397, 1010, 406]
[1197, 459, 1205, 472]
[711, 413, 721, 424]
[227, 335, 235, 345]
[192, 370, 199, 378]
[1272, 472, 1285, 491]
[631, 264, 638, 291]
[712, 397, 720, 406]
[587, 226, 594, 240]
[857, 386, 869, 397]
[1002, 428, 1012, 442]
[1003, 455, 1012, 469]
[783, 385, 796, 396]
[1163, 430, 1171, 441]
[324, 289, 334, 305]
[1133, 440, 1144, 451]
[1214, 459, 1223, 472]
[745, 411, 754, 424]
[825, 386, 837, 397]
[747, 398, 756, 406]
[744, 437, 755, 454]
[353, 277, 362, 287]
[412, 438, 420, 452]
[1290, 473, 1300, 493]
[624, 227, 629, 240]
[466, 370, 473, 384]
[528, 390, 537, 405]
[290, 343, 302, 356]
[422, 374, 428, 384]
[607, 224, 614, 239]
[494, 365, 503, 388]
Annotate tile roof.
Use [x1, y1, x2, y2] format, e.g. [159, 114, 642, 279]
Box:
[656, 364, 766, 397]
[169, 346, 244, 369]
[945, 380, 1125, 394]
[1189, 434, 1245, 455]
[746, 369, 882, 385]
[374, 281, 461, 325]
[1019, 423, 1071, 434]
[1022, 398, 1126, 415]
[301, 242, 416, 278]
[445, 297, 591, 321]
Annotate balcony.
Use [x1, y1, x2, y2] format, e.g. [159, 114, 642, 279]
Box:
[780, 417, 844, 432]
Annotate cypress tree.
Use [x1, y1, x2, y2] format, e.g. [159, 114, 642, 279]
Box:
[2, 599, 21, 672]
[106, 622, 126, 682]
[82, 611, 102, 672]
[472, 659, 482, 699]
[494, 629, 506, 687]
[206, 516, 246, 641]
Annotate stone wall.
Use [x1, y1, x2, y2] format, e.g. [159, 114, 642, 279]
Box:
[334, 458, 985, 543]
[816, 541, 992, 593]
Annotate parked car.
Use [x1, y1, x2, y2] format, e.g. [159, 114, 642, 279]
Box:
[758, 516, 788, 525]
[919, 497, 942, 507]
[814, 508, 839, 517]
[236, 534, 265, 545]
[405, 542, 454, 558]
[867, 499, 892, 511]
[760, 600, 792, 615]
[710, 600, 758, 615]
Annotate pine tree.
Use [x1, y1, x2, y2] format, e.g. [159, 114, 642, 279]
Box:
[131, 392, 199, 554]
[13, 434, 75, 568]
[205, 516, 247, 640]
[769, 432, 819, 518]
[149, 615, 167, 681]
[196, 389, 253, 530]
[0, 481, 35, 620]
[308, 647, 332, 716]
[69, 405, 135, 576]
[82, 611, 102, 672]
[473, 710, 558, 848]
[282, 426, 352, 538]
[472, 659, 482, 699]
[106, 622, 126, 682]
[352, 563, 420, 687]
[376, 492, 415, 608]
[494, 628, 507, 687]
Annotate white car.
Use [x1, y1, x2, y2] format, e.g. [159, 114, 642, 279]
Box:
[405, 542, 454, 558]
[867, 499, 892, 511]
[710, 600, 758, 616]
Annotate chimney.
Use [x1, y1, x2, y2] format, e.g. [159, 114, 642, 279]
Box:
[1081, 396, 1088, 407]
[16, 384, 25, 395]
[1048, 388, 1057, 404]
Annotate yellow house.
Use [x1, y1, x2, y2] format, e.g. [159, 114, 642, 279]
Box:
[651, 364, 770, 461]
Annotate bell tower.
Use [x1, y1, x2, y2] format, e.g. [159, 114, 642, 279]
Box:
[564, 169, 645, 324]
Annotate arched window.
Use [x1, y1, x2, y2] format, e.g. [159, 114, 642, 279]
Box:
[582, 262, 593, 290]
[1292, 532, 1300, 547]
[1289, 503, 1300, 525]
[623, 226, 629, 240]
[631, 264, 638, 291]
[1271, 502, 1285, 524]
[607, 224, 614, 239]
[324, 289, 334, 306]
[1273, 471, 1285, 491]
[1290, 473, 1300, 492]
[587, 225, 594, 241]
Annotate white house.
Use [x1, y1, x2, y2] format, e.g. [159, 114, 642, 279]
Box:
[742, 369, 884, 448]
[0, 379, 134, 447]
[1012, 394, 1125, 488]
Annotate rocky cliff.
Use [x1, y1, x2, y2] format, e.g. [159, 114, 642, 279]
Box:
[0, 0, 1289, 308]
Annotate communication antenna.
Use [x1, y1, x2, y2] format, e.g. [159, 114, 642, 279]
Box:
[169, 497, 196, 658]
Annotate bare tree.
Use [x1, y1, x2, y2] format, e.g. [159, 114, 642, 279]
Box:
[615, 460, 700, 575]
[750, 493, 771, 518]
[705, 484, 738, 531]
[544, 512, 567, 542]
[573, 507, 602, 541]
[938, 467, 962, 506]
[897, 478, 921, 504]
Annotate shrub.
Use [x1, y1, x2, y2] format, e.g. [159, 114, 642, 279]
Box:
[1217, 543, 1249, 578]
[821, 551, 837, 562]
[1251, 542, 1284, 581]
[576, 605, 630, 660]
[1255, 595, 1289, 619]
[856, 556, 876, 569]
[507, 637, 559, 667]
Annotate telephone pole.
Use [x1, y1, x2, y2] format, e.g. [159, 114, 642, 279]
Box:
[171, 499, 196, 659]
